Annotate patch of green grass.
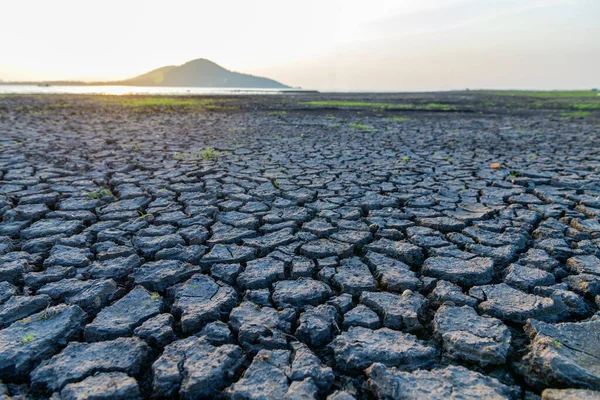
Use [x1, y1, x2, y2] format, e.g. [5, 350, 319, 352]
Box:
[552, 339, 563, 349]
[387, 116, 409, 122]
[349, 122, 372, 131]
[571, 103, 600, 110]
[104, 97, 216, 107]
[268, 111, 287, 116]
[200, 147, 220, 161]
[21, 334, 35, 345]
[87, 188, 112, 199]
[303, 101, 456, 111]
[483, 90, 599, 98]
[173, 153, 191, 160]
[560, 111, 591, 117]
[509, 171, 523, 178]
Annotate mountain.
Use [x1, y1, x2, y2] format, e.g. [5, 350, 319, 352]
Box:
[120, 59, 289, 88]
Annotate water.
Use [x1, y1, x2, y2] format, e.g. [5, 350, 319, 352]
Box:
[0, 85, 308, 96]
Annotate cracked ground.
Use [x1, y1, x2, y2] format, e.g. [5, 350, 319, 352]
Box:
[0, 93, 599, 399]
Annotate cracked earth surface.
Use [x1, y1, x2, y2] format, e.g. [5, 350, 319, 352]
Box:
[0, 93, 599, 399]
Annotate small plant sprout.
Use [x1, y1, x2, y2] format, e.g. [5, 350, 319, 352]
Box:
[151, 293, 160, 300]
[201, 147, 221, 161]
[137, 209, 152, 219]
[132, 142, 141, 150]
[173, 153, 191, 160]
[273, 177, 280, 188]
[21, 334, 35, 345]
[87, 188, 112, 199]
[508, 171, 523, 178]
[528, 154, 536, 160]
[402, 156, 410, 162]
[552, 339, 563, 349]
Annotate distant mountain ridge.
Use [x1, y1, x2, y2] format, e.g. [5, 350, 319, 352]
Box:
[2, 58, 290, 89]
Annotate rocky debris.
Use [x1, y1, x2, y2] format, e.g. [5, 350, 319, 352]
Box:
[152, 336, 244, 399]
[521, 318, 600, 390]
[331, 327, 437, 373]
[469, 283, 568, 323]
[84, 286, 161, 341]
[170, 274, 237, 334]
[365, 363, 518, 399]
[0, 305, 86, 379]
[2, 94, 600, 399]
[422, 257, 494, 286]
[30, 337, 150, 393]
[434, 305, 511, 366]
[360, 291, 426, 332]
[59, 372, 141, 400]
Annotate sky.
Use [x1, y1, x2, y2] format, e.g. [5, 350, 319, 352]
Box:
[0, 0, 598, 91]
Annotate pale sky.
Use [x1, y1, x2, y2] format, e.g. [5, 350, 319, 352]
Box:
[0, 0, 598, 91]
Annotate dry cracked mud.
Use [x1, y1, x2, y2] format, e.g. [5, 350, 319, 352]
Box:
[0, 92, 599, 399]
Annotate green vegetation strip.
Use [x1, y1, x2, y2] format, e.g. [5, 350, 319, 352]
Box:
[102, 97, 216, 107]
[302, 101, 456, 110]
[482, 90, 599, 98]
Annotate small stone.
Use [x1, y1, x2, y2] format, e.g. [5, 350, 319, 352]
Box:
[331, 327, 437, 373]
[237, 257, 286, 290]
[85, 286, 161, 341]
[59, 372, 140, 400]
[470, 283, 568, 323]
[152, 336, 244, 399]
[434, 305, 511, 366]
[343, 305, 381, 329]
[296, 305, 339, 347]
[542, 388, 600, 400]
[30, 337, 150, 393]
[0, 295, 51, 328]
[131, 260, 201, 292]
[133, 314, 175, 348]
[366, 363, 517, 399]
[272, 279, 332, 309]
[170, 274, 237, 334]
[360, 291, 426, 332]
[423, 257, 494, 286]
[522, 318, 600, 390]
[0, 305, 87, 379]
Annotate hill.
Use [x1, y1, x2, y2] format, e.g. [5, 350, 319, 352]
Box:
[120, 59, 289, 88]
